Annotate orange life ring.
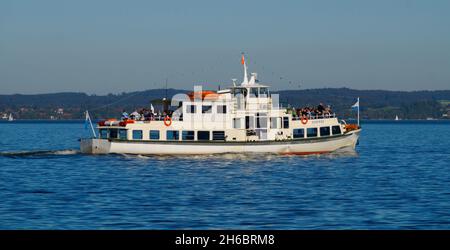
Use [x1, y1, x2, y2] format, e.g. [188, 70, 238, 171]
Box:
[163, 116, 172, 127]
[301, 115, 308, 125]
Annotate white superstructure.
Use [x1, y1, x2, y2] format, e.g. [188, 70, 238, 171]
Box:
[80, 55, 361, 155]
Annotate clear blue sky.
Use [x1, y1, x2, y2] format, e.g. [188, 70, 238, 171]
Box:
[1, 0, 449, 94]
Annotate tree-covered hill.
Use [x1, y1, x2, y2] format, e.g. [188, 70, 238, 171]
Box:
[276, 88, 450, 119]
[1, 88, 449, 120]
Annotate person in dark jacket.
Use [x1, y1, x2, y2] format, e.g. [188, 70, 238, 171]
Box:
[317, 103, 325, 115]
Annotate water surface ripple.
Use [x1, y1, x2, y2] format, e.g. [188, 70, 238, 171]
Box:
[0, 121, 449, 229]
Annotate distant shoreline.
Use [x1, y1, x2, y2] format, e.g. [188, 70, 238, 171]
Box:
[1, 119, 449, 123]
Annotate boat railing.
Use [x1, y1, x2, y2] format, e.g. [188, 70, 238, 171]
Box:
[124, 115, 183, 123]
[291, 113, 336, 121]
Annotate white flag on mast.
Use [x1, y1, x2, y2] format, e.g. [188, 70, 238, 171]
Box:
[150, 103, 155, 113]
[351, 98, 359, 109]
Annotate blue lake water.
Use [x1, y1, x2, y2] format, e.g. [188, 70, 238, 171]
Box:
[0, 120, 449, 229]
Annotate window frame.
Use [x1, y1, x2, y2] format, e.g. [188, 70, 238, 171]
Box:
[250, 87, 259, 98]
[119, 129, 128, 140]
[186, 105, 196, 114]
[307, 128, 318, 138]
[212, 131, 225, 141]
[320, 126, 331, 137]
[283, 117, 289, 129]
[197, 131, 210, 141]
[217, 105, 227, 114]
[109, 129, 118, 139]
[233, 118, 241, 129]
[259, 87, 269, 98]
[182, 130, 195, 140]
[132, 130, 143, 140]
[256, 117, 268, 129]
[270, 117, 280, 129]
[149, 130, 160, 140]
[99, 129, 108, 139]
[332, 125, 342, 135]
[293, 128, 305, 139]
[166, 130, 180, 140]
[202, 105, 212, 114]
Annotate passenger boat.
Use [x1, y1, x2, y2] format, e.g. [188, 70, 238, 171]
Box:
[80, 55, 361, 155]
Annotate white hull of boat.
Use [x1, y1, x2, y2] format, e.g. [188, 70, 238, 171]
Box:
[80, 130, 360, 155]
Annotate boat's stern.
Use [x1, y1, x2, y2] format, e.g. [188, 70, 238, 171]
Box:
[80, 138, 111, 154]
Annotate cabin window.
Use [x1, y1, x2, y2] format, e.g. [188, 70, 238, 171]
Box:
[217, 105, 227, 114]
[260, 88, 269, 97]
[293, 128, 305, 138]
[270, 117, 280, 128]
[186, 105, 196, 113]
[132, 130, 142, 140]
[233, 88, 247, 97]
[212, 131, 225, 141]
[283, 117, 289, 129]
[109, 129, 118, 139]
[166, 130, 179, 140]
[320, 127, 331, 137]
[307, 128, 318, 138]
[149, 130, 160, 140]
[256, 117, 267, 129]
[332, 125, 342, 135]
[197, 131, 210, 141]
[99, 129, 108, 139]
[202, 105, 212, 113]
[250, 87, 259, 98]
[233, 118, 241, 129]
[245, 116, 254, 129]
[119, 129, 128, 140]
[182, 130, 195, 140]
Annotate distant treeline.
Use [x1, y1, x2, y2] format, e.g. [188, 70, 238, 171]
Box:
[1, 88, 449, 120]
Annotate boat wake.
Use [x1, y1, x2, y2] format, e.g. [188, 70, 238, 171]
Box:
[116, 149, 358, 161]
[0, 149, 80, 158]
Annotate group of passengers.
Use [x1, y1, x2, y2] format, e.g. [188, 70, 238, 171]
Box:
[294, 103, 333, 118]
[121, 108, 172, 121]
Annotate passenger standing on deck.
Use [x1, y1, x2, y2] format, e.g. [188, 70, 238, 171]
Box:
[121, 110, 129, 120]
[317, 103, 325, 116]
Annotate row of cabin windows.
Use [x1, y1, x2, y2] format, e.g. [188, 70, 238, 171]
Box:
[167, 130, 225, 141]
[101, 129, 225, 141]
[232, 87, 269, 98]
[293, 125, 341, 139]
[186, 105, 227, 114]
[100, 129, 129, 140]
[233, 116, 290, 129]
[102, 125, 340, 141]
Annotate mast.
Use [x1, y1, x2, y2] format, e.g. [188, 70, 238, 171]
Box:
[241, 53, 249, 85]
[163, 78, 169, 113]
[85, 110, 97, 138]
[357, 97, 360, 127]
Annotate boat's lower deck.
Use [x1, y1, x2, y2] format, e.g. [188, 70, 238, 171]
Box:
[80, 129, 360, 155]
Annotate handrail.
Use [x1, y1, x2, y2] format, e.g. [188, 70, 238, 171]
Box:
[128, 115, 183, 122]
[291, 113, 336, 120]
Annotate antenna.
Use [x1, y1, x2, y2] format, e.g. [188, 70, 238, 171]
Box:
[232, 78, 237, 87]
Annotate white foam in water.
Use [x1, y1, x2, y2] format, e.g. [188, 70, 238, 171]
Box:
[136, 154, 151, 159]
[51, 149, 79, 155]
[0, 149, 80, 157]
